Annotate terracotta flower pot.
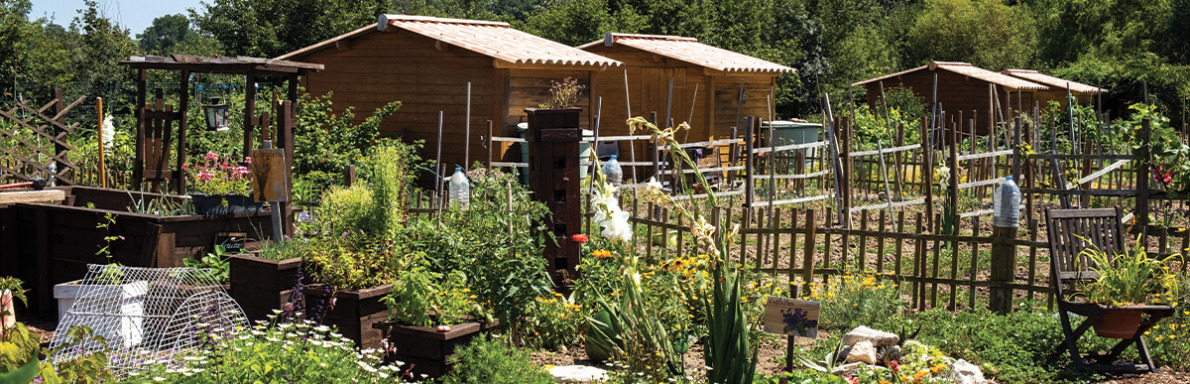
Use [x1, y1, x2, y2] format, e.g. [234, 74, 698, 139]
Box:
[1094, 307, 1145, 339]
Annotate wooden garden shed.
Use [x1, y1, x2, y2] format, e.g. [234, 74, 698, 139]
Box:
[578, 33, 795, 146]
[853, 61, 1048, 135]
[1001, 69, 1107, 108]
[276, 15, 622, 167]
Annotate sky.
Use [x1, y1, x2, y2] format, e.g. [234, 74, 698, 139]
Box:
[30, 0, 207, 37]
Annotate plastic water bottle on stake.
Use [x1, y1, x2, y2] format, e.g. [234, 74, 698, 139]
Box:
[448, 166, 470, 211]
[993, 176, 1020, 227]
[603, 155, 623, 187]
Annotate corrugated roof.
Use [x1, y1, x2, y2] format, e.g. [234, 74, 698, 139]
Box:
[578, 33, 795, 74]
[379, 15, 620, 67]
[276, 15, 622, 68]
[851, 61, 1048, 91]
[1002, 69, 1107, 94]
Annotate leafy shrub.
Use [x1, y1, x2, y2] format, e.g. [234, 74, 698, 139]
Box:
[302, 235, 401, 290]
[439, 334, 554, 384]
[803, 270, 906, 331]
[314, 183, 378, 235]
[518, 292, 584, 350]
[382, 255, 486, 327]
[294, 92, 402, 190]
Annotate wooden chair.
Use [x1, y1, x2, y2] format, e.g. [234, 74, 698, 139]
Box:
[1045, 207, 1175, 373]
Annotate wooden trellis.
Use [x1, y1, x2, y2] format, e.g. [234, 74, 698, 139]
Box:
[0, 88, 86, 185]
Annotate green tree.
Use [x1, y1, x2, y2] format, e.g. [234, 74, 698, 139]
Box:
[138, 14, 220, 56]
[904, 0, 1037, 70]
[190, 0, 391, 57]
[68, 0, 140, 104]
[0, 0, 32, 95]
[519, 0, 646, 46]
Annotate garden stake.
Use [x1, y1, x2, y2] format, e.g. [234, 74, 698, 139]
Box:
[97, 97, 106, 188]
[465, 82, 471, 169]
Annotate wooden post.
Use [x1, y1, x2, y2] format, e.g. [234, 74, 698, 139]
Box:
[1137, 118, 1152, 232]
[50, 88, 66, 184]
[894, 123, 905, 201]
[922, 119, 934, 231]
[990, 225, 1019, 314]
[134, 70, 147, 190]
[344, 164, 356, 187]
[744, 116, 755, 207]
[177, 70, 190, 194]
[802, 209, 816, 294]
[435, 111, 444, 212]
[244, 74, 257, 157]
[486, 120, 494, 171]
[947, 121, 959, 234]
[96, 97, 106, 188]
[840, 115, 852, 224]
[465, 82, 472, 169]
[278, 99, 296, 236]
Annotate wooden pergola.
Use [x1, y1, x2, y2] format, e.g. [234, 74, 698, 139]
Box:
[120, 54, 322, 231]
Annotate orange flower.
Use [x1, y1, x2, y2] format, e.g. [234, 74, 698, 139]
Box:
[571, 234, 589, 243]
[591, 249, 612, 258]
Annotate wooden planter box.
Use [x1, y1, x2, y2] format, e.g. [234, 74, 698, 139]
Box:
[228, 254, 301, 323]
[373, 320, 496, 377]
[0, 186, 275, 318]
[304, 283, 392, 350]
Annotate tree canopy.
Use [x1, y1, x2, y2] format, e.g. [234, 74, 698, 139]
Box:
[0, 0, 1186, 119]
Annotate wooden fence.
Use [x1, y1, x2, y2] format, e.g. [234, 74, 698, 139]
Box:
[0, 88, 86, 185]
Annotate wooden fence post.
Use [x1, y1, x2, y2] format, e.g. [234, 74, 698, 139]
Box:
[990, 224, 1019, 314]
[51, 88, 66, 183]
[744, 116, 755, 208]
[1137, 118, 1151, 234]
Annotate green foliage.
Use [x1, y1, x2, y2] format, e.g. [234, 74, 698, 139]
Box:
[137, 14, 220, 56]
[183, 245, 234, 284]
[703, 264, 758, 384]
[1074, 235, 1181, 306]
[293, 93, 402, 190]
[118, 320, 404, 383]
[125, 192, 195, 216]
[311, 141, 419, 237]
[519, 292, 584, 350]
[50, 326, 115, 383]
[302, 235, 399, 290]
[382, 255, 486, 327]
[905, 0, 1038, 70]
[803, 270, 906, 331]
[255, 237, 312, 261]
[755, 370, 846, 384]
[189, 0, 390, 57]
[439, 334, 555, 384]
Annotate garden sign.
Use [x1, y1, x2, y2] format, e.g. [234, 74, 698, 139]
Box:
[249, 149, 288, 202]
[763, 296, 819, 338]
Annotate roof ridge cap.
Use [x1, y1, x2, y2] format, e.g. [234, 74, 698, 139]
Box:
[377, 14, 510, 31]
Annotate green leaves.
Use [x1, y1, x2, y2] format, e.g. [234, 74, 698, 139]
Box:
[703, 262, 758, 384]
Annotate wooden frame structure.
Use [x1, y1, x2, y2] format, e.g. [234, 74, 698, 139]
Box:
[120, 54, 322, 233]
[1045, 207, 1175, 373]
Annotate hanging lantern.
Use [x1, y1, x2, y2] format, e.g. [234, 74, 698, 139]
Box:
[203, 96, 230, 132]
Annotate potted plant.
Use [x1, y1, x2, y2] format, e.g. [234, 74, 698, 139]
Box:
[374, 254, 495, 378]
[185, 152, 263, 215]
[228, 239, 306, 323]
[1074, 236, 1181, 338]
[299, 234, 401, 350]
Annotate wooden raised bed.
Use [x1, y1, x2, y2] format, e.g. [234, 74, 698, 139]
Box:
[228, 254, 301, 323]
[0, 186, 275, 318]
[304, 283, 392, 350]
[373, 320, 496, 377]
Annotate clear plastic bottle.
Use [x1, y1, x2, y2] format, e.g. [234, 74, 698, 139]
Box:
[993, 176, 1020, 227]
[448, 166, 470, 211]
[603, 155, 624, 187]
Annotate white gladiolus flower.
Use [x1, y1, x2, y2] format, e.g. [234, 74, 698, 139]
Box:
[101, 116, 116, 149]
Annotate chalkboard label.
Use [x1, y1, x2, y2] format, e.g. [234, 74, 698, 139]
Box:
[215, 232, 248, 253]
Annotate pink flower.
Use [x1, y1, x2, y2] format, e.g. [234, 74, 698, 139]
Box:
[205, 152, 218, 161]
[181, 164, 189, 170]
[235, 166, 250, 176]
[198, 170, 213, 182]
[244, 156, 252, 164]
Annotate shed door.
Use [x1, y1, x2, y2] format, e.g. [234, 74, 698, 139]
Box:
[640, 67, 688, 128]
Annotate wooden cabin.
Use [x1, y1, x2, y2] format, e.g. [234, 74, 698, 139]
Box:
[276, 15, 622, 166]
[853, 61, 1048, 135]
[1001, 69, 1107, 109]
[578, 33, 794, 149]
